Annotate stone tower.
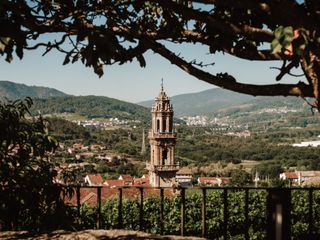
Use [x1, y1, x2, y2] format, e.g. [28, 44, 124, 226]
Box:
[147, 82, 179, 187]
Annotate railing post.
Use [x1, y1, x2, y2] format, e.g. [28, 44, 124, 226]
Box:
[180, 188, 185, 236]
[266, 188, 291, 240]
[96, 186, 102, 229]
[308, 188, 313, 238]
[160, 188, 164, 235]
[201, 188, 207, 238]
[244, 188, 249, 240]
[139, 187, 144, 231]
[223, 188, 228, 240]
[76, 186, 81, 219]
[118, 188, 123, 229]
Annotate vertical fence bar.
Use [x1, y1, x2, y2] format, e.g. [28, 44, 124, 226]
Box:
[76, 186, 81, 219]
[97, 186, 102, 229]
[202, 188, 207, 238]
[266, 189, 291, 240]
[118, 188, 123, 229]
[308, 188, 313, 237]
[223, 188, 228, 240]
[139, 187, 144, 231]
[244, 188, 249, 240]
[160, 188, 164, 235]
[181, 188, 186, 236]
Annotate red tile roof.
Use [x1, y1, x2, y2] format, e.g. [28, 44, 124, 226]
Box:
[198, 177, 220, 185]
[302, 177, 320, 186]
[176, 168, 192, 175]
[86, 174, 103, 184]
[133, 177, 150, 186]
[103, 180, 124, 187]
[283, 172, 298, 179]
[119, 175, 133, 181]
[220, 177, 231, 184]
[80, 191, 96, 205]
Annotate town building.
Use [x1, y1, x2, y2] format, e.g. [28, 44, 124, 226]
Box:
[84, 174, 104, 186]
[118, 174, 134, 185]
[280, 171, 320, 186]
[175, 168, 193, 187]
[146, 83, 180, 187]
[103, 179, 124, 188]
[279, 172, 299, 183]
[198, 176, 230, 186]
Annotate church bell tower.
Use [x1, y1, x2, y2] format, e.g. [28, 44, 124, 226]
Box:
[147, 82, 179, 187]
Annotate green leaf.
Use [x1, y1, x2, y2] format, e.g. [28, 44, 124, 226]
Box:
[0, 37, 11, 46]
[136, 54, 146, 68]
[94, 63, 104, 77]
[5, 53, 13, 63]
[271, 39, 282, 54]
[0, 41, 5, 53]
[62, 54, 70, 65]
[16, 46, 23, 59]
[271, 26, 294, 53]
[0, 37, 7, 53]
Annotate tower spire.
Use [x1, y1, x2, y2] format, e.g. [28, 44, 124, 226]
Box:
[161, 78, 164, 92]
[147, 85, 178, 188]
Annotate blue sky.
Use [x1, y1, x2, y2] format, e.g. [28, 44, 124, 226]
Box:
[0, 42, 303, 103]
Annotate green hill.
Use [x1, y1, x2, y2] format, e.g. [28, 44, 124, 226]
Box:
[0, 81, 151, 123]
[139, 88, 309, 118]
[138, 88, 316, 128]
[0, 80, 67, 99]
[31, 96, 151, 123]
[139, 88, 255, 116]
[215, 96, 317, 128]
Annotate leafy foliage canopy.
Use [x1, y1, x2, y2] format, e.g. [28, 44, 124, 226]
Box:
[0, 98, 72, 230]
[1, 1, 320, 108]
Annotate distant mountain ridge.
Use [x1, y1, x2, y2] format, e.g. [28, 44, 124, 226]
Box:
[218, 96, 306, 114]
[139, 88, 308, 117]
[1, 81, 309, 123]
[0, 80, 67, 99]
[139, 88, 255, 116]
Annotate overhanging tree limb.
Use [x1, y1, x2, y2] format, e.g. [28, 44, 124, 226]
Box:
[1, 0, 320, 109]
[148, 40, 314, 98]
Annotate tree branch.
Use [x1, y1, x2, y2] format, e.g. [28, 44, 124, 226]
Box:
[224, 48, 286, 61]
[156, 0, 274, 42]
[148, 40, 314, 98]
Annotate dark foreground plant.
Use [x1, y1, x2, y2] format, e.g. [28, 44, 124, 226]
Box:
[0, 98, 74, 231]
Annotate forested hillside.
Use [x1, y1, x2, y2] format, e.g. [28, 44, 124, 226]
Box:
[213, 96, 317, 129]
[175, 126, 320, 166]
[32, 96, 151, 123]
[139, 88, 254, 116]
[139, 88, 309, 117]
[47, 115, 320, 181]
[0, 81, 67, 99]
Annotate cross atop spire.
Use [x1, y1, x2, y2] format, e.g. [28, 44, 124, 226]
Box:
[161, 78, 164, 92]
[156, 78, 168, 100]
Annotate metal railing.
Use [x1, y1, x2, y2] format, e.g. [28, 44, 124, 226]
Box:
[70, 186, 320, 240]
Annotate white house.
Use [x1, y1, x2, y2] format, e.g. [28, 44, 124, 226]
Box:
[176, 168, 193, 187]
[84, 174, 104, 186]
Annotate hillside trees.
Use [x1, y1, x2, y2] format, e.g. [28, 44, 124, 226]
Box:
[47, 117, 91, 141]
[32, 96, 150, 122]
[1, 1, 320, 109]
[0, 98, 73, 230]
[230, 169, 253, 186]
